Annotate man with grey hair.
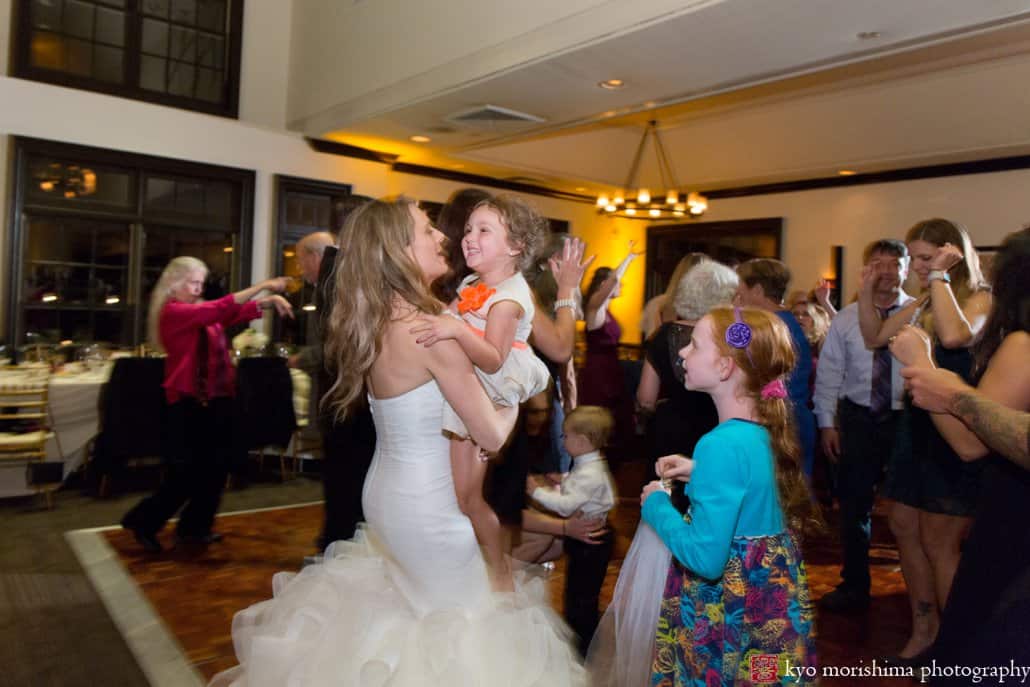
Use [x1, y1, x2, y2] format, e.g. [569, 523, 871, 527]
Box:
[815, 238, 914, 613]
[288, 231, 335, 377]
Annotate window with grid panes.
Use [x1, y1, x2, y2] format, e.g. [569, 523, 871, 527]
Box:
[8, 137, 254, 347]
[12, 0, 243, 117]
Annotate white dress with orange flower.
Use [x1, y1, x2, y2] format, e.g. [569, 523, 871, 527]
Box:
[441, 272, 550, 438]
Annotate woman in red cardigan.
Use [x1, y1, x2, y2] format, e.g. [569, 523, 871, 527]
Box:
[121, 257, 292, 552]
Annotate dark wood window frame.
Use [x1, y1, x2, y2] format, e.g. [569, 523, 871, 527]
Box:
[272, 174, 353, 346]
[5, 136, 255, 345]
[644, 218, 783, 302]
[10, 0, 244, 118]
[274, 175, 353, 258]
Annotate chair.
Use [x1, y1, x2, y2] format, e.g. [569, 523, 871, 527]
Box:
[286, 367, 322, 477]
[0, 370, 59, 508]
[90, 357, 167, 496]
[235, 357, 298, 481]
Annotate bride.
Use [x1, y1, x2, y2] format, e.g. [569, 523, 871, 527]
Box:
[211, 198, 587, 687]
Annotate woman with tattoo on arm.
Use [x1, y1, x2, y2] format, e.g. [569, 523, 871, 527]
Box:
[890, 227, 1030, 681]
[901, 366, 1029, 467]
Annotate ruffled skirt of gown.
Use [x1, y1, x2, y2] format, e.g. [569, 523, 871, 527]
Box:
[210, 528, 586, 687]
[211, 380, 586, 687]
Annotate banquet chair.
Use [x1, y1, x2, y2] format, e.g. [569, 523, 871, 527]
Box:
[285, 367, 322, 478]
[0, 371, 59, 508]
[236, 357, 298, 481]
[90, 357, 167, 497]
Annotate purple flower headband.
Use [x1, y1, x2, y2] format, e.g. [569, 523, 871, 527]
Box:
[725, 307, 755, 366]
[725, 307, 788, 400]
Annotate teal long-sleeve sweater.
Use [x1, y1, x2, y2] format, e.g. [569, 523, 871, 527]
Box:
[641, 419, 787, 580]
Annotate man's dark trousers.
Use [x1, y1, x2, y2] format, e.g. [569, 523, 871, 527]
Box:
[836, 398, 897, 595]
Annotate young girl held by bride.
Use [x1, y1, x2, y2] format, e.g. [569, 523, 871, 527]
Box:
[411, 194, 553, 590]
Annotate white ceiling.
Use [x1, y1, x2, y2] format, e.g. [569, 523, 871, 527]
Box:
[291, 0, 1030, 196]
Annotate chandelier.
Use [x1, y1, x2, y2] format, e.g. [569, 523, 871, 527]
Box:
[596, 120, 707, 220]
[34, 163, 97, 199]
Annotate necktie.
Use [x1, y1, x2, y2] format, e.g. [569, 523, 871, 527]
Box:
[869, 306, 893, 419]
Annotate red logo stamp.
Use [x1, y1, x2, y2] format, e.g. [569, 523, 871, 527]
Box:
[750, 654, 779, 684]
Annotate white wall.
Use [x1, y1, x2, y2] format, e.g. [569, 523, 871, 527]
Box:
[239, 0, 293, 130]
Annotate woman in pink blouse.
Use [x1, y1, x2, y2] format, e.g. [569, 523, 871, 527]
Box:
[121, 257, 292, 553]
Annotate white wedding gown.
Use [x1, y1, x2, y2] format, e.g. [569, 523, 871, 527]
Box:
[211, 380, 586, 687]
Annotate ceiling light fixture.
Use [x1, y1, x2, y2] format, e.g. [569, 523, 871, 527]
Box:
[410, 135, 431, 143]
[34, 164, 97, 199]
[598, 79, 625, 90]
[596, 120, 707, 221]
[838, 169, 857, 176]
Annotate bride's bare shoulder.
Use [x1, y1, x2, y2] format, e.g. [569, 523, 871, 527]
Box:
[368, 316, 438, 395]
[378, 314, 470, 383]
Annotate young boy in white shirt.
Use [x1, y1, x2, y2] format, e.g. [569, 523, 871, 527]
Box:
[524, 405, 617, 655]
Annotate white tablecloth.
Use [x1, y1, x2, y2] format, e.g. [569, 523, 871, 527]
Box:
[0, 365, 111, 498]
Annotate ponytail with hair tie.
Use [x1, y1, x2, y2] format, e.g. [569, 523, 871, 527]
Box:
[760, 378, 787, 400]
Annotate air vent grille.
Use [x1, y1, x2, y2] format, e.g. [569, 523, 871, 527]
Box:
[445, 105, 545, 126]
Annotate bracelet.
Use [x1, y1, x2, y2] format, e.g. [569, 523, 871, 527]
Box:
[928, 270, 951, 284]
[553, 298, 576, 313]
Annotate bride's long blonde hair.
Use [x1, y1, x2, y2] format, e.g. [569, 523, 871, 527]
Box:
[324, 197, 443, 419]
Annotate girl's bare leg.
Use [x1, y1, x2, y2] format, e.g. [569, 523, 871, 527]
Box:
[919, 511, 970, 611]
[512, 530, 562, 564]
[888, 501, 939, 658]
[451, 436, 513, 591]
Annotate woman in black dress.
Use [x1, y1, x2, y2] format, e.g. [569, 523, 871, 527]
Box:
[636, 259, 738, 507]
[860, 218, 993, 662]
[890, 227, 1030, 677]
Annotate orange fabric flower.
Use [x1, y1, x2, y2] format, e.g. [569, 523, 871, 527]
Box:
[457, 283, 495, 315]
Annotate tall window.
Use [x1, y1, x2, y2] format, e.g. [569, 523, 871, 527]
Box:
[12, 0, 243, 117]
[7, 137, 254, 346]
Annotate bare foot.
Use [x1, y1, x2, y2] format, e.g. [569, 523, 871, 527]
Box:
[897, 634, 935, 659]
[898, 619, 938, 659]
[898, 600, 938, 658]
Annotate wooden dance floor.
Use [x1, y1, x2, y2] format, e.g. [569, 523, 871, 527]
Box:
[99, 500, 913, 685]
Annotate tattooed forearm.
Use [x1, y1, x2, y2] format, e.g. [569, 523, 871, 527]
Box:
[951, 392, 1030, 470]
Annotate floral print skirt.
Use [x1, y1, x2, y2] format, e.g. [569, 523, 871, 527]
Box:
[650, 532, 816, 686]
